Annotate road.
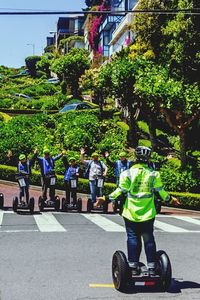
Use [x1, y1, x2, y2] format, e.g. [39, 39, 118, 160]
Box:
[0, 181, 200, 300]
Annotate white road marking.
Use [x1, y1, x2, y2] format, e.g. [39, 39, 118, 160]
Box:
[173, 216, 200, 226]
[33, 212, 66, 232]
[0, 229, 39, 233]
[82, 214, 125, 232]
[0, 211, 4, 226]
[155, 220, 189, 232]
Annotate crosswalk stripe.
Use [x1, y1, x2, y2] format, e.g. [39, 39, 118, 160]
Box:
[155, 220, 189, 232]
[33, 212, 66, 232]
[82, 214, 125, 232]
[173, 216, 200, 226]
[0, 211, 4, 226]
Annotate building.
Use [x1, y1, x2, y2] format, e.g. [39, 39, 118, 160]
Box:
[97, 0, 138, 58]
[109, 0, 138, 56]
[47, 16, 85, 51]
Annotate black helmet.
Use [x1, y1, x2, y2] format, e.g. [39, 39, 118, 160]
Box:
[135, 146, 152, 161]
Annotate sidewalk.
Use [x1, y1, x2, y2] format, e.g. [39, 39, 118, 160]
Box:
[0, 179, 200, 216]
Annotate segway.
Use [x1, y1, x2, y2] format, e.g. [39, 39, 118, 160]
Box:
[0, 193, 4, 209]
[112, 250, 172, 292]
[87, 176, 108, 213]
[61, 176, 82, 213]
[38, 174, 60, 212]
[38, 195, 60, 212]
[13, 174, 35, 214]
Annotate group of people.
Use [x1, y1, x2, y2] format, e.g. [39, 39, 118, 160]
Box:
[17, 145, 180, 277]
[16, 147, 134, 205]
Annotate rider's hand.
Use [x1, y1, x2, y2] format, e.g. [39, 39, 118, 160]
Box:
[80, 148, 85, 155]
[62, 150, 67, 156]
[34, 148, 38, 155]
[103, 172, 106, 177]
[171, 197, 180, 206]
[94, 197, 105, 208]
[104, 151, 109, 158]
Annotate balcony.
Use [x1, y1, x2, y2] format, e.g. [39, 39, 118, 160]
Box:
[109, 12, 133, 45]
[99, 15, 123, 32]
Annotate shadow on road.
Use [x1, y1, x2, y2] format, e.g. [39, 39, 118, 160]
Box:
[169, 278, 200, 293]
[117, 278, 200, 295]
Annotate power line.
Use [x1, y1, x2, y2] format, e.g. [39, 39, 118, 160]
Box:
[0, 9, 200, 16]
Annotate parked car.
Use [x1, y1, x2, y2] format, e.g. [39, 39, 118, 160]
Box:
[59, 102, 96, 113]
[47, 78, 60, 84]
[13, 93, 31, 99]
[19, 69, 30, 75]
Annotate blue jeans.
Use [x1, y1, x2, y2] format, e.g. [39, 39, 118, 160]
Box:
[124, 217, 156, 267]
[89, 180, 103, 203]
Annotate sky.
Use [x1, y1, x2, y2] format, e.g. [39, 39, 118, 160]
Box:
[0, 0, 86, 68]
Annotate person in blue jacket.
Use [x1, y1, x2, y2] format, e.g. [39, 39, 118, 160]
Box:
[34, 148, 64, 201]
[105, 151, 133, 185]
[17, 152, 36, 203]
[63, 156, 80, 205]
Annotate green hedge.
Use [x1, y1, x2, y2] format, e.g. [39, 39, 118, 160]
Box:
[169, 192, 200, 210]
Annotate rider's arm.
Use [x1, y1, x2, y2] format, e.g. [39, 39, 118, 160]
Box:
[62, 156, 69, 170]
[52, 154, 63, 162]
[101, 161, 108, 176]
[153, 172, 172, 204]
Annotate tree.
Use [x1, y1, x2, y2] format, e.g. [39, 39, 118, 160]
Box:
[51, 48, 90, 98]
[111, 57, 139, 147]
[131, 0, 200, 84]
[162, 0, 200, 84]
[36, 53, 54, 78]
[80, 62, 112, 115]
[25, 56, 41, 77]
[135, 62, 200, 167]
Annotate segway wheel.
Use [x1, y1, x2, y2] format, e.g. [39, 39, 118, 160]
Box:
[113, 201, 118, 214]
[112, 251, 131, 292]
[102, 200, 108, 214]
[0, 193, 4, 209]
[87, 198, 93, 213]
[61, 197, 67, 211]
[77, 198, 82, 213]
[55, 196, 60, 212]
[29, 197, 35, 214]
[156, 250, 172, 291]
[13, 196, 18, 213]
[38, 196, 44, 212]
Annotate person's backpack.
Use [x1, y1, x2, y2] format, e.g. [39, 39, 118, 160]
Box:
[84, 160, 104, 179]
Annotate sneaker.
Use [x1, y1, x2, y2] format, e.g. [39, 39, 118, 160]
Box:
[148, 268, 156, 276]
[131, 267, 140, 276]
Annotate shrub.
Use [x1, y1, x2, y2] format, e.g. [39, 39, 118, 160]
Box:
[160, 159, 199, 193]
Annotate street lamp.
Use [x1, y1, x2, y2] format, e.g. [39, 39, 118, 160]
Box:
[49, 31, 58, 50]
[27, 43, 35, 55]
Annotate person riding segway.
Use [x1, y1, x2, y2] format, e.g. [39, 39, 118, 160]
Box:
[13, 153, 36, 214]
[35, 148, 64, 212]
[96, 146, 180, 291]
[62, 156, 82, 212]
[80, 148, 108, 213]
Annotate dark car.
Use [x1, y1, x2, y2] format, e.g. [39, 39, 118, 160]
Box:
[59, 102, 96, 113]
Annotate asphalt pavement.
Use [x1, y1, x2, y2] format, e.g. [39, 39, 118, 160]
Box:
[0, 181, 200, 300]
